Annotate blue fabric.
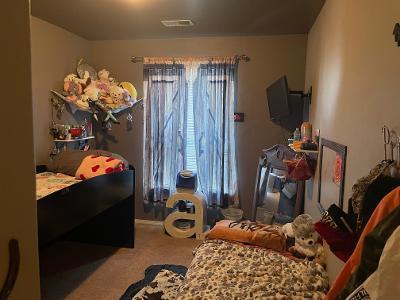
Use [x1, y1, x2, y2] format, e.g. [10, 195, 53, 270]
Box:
[193, 59, 239, 207]
[119, 264, 187, 300]
[143, 63, 187, 202]
[143, 58, 240, 208]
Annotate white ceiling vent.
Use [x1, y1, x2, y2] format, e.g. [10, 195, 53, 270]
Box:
[161, 20, 194, 27]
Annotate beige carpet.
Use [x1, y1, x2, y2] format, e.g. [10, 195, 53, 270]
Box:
[40, 223, 201, 300]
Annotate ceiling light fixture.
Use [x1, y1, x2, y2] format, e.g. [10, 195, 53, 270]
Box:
[161, 20, 194, 27]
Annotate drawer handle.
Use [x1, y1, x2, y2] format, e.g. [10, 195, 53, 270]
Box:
[0, 239, 20, 300]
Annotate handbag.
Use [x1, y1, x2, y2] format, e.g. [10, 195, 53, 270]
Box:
[284, 154, 314, 181]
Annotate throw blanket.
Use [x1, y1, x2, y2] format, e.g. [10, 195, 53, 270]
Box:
[176, 240, 329, 299]
[75, 155, 125, 180]
[36, 172, 81, 200]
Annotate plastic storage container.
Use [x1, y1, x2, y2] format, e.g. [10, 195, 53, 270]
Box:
[221, 207, 243, 221]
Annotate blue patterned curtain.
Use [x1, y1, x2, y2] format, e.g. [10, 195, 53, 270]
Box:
[143, 59, 187, 203]
[193, 57, 239, 207]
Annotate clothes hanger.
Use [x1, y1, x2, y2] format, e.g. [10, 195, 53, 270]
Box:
[382, 125, 400, 178]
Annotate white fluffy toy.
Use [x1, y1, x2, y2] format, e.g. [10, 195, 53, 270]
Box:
[282, 214, 325, 265]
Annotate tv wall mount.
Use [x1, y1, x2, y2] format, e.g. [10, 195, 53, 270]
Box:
[290, 86, 312, 104]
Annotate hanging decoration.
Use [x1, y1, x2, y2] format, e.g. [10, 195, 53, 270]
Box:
[50, 59, 143, 127]
[127, 112, 133, 123]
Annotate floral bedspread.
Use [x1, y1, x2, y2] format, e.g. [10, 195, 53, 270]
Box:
[176, 239, 329, 299]
[36, 172, 81, 200]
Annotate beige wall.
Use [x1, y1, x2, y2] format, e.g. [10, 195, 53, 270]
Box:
[88, 35, 307, 219]
[304, 0, 400, 282]
[0, 1, 40, 299]
[31, 16, 90, 165]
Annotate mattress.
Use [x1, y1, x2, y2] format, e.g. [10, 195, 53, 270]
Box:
[36, 172, 81, 200]
[176, 239, 329, 299]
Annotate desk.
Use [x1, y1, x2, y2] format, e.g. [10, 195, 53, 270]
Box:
[251, 144, 315, 221]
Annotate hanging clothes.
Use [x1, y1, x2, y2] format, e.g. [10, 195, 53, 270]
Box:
[358, 175, 400, 233]
[344, 226, 400, 300]
[337, 205, 400, 299]
[326, 186, 400, 300]
[349, 160, 394, 229]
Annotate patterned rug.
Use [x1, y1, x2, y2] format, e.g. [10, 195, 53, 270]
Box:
[120, 264, 187, 300]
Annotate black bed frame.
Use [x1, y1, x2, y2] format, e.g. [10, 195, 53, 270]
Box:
[36, 165, 135, 248]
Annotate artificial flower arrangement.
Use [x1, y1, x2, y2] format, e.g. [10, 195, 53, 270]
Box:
[51, 59, 139, 124]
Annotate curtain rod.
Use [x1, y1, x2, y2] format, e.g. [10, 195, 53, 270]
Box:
[130, 54, 250, 63]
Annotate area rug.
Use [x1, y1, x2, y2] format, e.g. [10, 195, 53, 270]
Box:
[120, 264, 187, 300]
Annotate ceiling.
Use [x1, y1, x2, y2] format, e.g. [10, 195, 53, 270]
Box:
[31, 0, 325, 40]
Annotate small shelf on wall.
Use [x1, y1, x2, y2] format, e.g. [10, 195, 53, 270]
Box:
[290, 145, 319, 154]
[54, 136, 95, 143]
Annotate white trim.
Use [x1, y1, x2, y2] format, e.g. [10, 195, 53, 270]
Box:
[135, 219, 164, 226]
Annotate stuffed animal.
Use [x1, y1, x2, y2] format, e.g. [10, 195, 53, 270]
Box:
[75, 95, 90, 109]
[98, 69, 110, 83]
[99, 95, 114, 105]
[96, 69, 111, 94]
[109, 85, 126, 105]
[63, 80, 82, 102]
[83, 84, 100, 101]
[120, 81, 137, 100]
[283, 214, 325, 264]
[64, 73, 90, 87]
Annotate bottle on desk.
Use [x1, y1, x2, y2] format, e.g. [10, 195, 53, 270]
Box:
[293, 128, 301, 141]
[301, 122, 312, 142]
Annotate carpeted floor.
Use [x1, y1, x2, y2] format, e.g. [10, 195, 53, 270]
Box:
[39, 222, 201, 300]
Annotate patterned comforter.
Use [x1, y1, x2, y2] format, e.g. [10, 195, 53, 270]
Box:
[176, 239, 329, 299]
[36, 172, 81, 200]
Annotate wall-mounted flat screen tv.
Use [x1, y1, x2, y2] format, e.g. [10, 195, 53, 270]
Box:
[266, 76, 290, 121]
[266, 75, 308, 132]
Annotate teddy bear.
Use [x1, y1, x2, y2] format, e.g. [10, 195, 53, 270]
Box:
[83, 83, 100, 101]
[282, 214, 325, 265]
[64, 73, 90, 88]
[96, 69, 112, 95]
[109, 85, 126, 105]
[63, 73, 94, 103]
[75, 95, 90, 109]
[98, 69, 110, 82]
[63, 80, 82, 102]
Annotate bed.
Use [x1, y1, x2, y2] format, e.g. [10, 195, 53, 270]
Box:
[177, 239, 328, 299]
[129, 223, 329, 300]
[36, 150, 135, 248]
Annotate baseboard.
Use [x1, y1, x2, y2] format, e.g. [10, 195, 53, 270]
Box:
[135, 219, 164, 226]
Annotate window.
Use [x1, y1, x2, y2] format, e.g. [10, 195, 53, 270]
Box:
[143, 57, 239, 207]
[185, 78, 197, 173]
